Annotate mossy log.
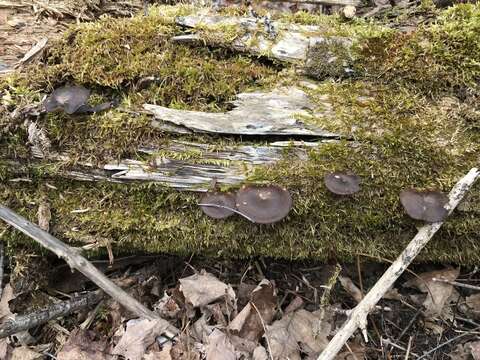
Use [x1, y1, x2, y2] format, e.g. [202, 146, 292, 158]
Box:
[1, 4, 479, 264]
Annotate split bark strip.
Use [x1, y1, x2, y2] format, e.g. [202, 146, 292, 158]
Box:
[0, 205, 178, 339]
[317, 167, 480, 360]
[0, 290, 104, 338]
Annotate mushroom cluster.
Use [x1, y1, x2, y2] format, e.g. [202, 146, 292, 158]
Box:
[323, 170, 451, 223]
[44, 85, 114, 115]
[199, 184, 292, 224]
[199, 169, 451, 226]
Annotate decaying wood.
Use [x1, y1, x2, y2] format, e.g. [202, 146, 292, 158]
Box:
[0, 205, 179, 339]
[174, 15, 351, 63]
[21, 139, 334, 191]
[0, 290, 104, 338]
[317, 167, 480, 360]
[145, 87, 339, 136]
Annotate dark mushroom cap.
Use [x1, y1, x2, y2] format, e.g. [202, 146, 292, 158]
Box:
[44, 86, 90, 114]
[200, 191, 236, 219]
[235, 185, 292, 224]
[324, 171, 360, 195]
[400, 189, 449, 223]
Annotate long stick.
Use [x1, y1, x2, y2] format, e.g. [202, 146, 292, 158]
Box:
[317, 167, 480, 360]
[0, 205, 178, 338]
[0, 290, 103, 338]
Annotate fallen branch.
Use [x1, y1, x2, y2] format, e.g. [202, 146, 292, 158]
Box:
[0, 290, 104, 338]
[317, 167, 480, 360]
[0, 205, 179, 338]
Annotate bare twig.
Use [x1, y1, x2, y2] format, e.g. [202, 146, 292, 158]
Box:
[317, 167, 480, 360]
[251, 302, 274, 360]
[0, 291, 103, 338]
[381, 338, 419, 357]
[416, 326, 480, 360]
[0, 241, 4, 300]
[432, 278, 480, 292]
[405, 336, 413, 360]
[0, 205, 178, 339]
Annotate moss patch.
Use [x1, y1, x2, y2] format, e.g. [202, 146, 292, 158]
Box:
[355, 4, 480, 94]
[1, 4, 479, 264]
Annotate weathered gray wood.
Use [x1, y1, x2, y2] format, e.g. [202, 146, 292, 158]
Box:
[174, 15, 352, 63]
[22, 140, 335, 191]
[144, 87, 339, 137]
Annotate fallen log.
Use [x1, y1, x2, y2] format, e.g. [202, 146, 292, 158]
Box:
[1, 3, 479, 265]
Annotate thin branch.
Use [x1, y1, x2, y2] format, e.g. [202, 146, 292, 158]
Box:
[432, 278, 480, 292]
[416, 326, 480, 360]
[0, 205, 178, 339]
[317, 167, 480, 360]
[0, 291, 104, 338]
[0, 241, 4, 300]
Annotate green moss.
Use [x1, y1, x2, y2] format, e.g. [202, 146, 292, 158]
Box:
[1, 79, 478, 264]
[18, 5, 277, 100]
[355, 4, 480, 94]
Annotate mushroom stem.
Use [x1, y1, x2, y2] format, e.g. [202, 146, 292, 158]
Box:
[197, 203, 255, 222]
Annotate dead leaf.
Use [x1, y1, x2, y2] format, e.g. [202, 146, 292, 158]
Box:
[284, 296, 304, 315]
[336, 342, 366, 360]
[403, 268, 459, 318]
[57, 328, 111, 360]
[266, 309, 332, 359]
[466, 293, 480, 317]
[144, 343, 173, 360]
[206, 329, 236, 360]
[468, 341, 480, 360]
[11, 346, 42, 360]
[0, 338, 12, 360]
[37, 199, 51, 232]
[449, 341, 480, 360]
[0, 284, 15, 322]
[113, 318, 171, 360]
[237, 283, 256, 308]
[449, 344, 468, 360]
[339, 276, 363, 303]
[179, 271, 235, 308]
[229, 279, 276, 341]
[170, 334, 201, 360]
[383, 288, 403, 301]
[252, 346, 268, 360]
[192, 315, 214, 343]
[154, 293, 181, 319]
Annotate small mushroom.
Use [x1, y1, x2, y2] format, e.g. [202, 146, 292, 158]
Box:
[199, 191, 236, 219]
[324, 171, 360, 195]
[235, 185, 292, 224]
[44, 85, 91, 114]
[400, 189, 449, 223]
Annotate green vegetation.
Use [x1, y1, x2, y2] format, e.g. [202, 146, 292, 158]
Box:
[356, 4, 480, 94]
[1, 4, 479, 264]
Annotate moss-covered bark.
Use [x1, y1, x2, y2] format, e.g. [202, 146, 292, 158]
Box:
[1, 4, 479, 264]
